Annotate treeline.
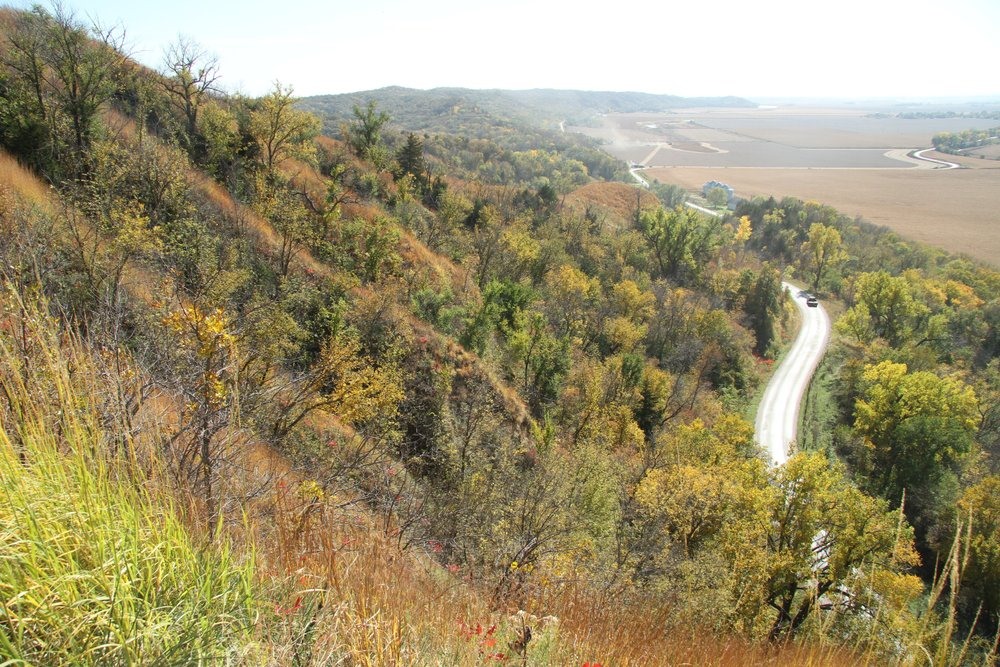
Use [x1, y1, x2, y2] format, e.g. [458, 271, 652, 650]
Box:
[0, 4, 998, 663]
[932, 127, 1000, 153]
[899, 110, 1000, 120]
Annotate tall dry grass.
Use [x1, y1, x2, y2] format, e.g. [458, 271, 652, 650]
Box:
[0, 288, 258, 664]
[0, 148, 55, 211]
[250, 468, 858, 666]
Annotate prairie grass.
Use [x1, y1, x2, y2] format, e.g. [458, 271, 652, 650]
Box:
[251, 513, 858, 665]
[0, 291, 258, 665]
[397, 225, 475, 296]
[0, 149, 55, 211]
[250, 461, 855, 666]
[564, 181, 658, 225]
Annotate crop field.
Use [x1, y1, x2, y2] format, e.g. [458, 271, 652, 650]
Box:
[966, 144, 1000, 160]
[571, 107, 1000, 265]
[644, 165, 1000, 265]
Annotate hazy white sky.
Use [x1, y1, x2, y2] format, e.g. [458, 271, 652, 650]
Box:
[10, 0, 1000, 100]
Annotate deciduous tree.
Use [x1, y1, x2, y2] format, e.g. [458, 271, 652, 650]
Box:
[161, 36, 220, 150]
[2, 4, 128, 160]
[853, 360, 979, 530]
[640, 206, 721, 285]
[848, 271, 927, 346]
[757, 452, 921, 641]
[248, 82, 320, 171]
[801, 222, 847, 291]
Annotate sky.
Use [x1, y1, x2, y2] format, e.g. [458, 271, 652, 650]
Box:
[8, 0, 1000, 101]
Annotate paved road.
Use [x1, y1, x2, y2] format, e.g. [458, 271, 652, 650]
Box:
[629, 166, 649, 187]
[622, 177, 831, 463]
[684, 201, 719, 217]
[912, 148, 960, 169]
[755, 283, 831, 465]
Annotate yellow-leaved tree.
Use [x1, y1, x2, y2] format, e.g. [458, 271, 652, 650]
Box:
[801, 222, 847, 291]
[161, 304, 237, 528]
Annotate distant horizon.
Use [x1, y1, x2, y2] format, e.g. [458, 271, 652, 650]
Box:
[299, 85, 1000, 108]
[5, 0, 1000, 101]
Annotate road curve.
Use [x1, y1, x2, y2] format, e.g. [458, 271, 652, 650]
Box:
[912, 148, 960, 169]
[755, 283, 831, 465]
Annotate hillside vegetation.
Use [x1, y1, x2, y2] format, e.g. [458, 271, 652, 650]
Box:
[300, 86, 753, 131]
[0, 4, 998, 664]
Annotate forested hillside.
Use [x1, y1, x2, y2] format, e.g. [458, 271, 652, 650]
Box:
[300, 86, 753, 131]
[0, 5, 998, 664]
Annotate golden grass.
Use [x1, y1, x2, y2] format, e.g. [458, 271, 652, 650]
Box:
[647, 166, 1000, 266]
[0, 146, 167, 306]
[316, 134, 347, 155]
[189, 168, 334, 277]
[397, 226, 476, 296]
[254, 487, 858, 665]
[0, 149, 55, 212]
[0, 282, 865, 666]
[547, 588, 857, 665]
[0, 290, 257, 664]
[566, 181, 658, 222]
[279, 157, 328, 202]
[343, 201, 383, 221]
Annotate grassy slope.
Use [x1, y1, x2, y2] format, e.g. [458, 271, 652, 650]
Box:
[0, 296, 256, 664]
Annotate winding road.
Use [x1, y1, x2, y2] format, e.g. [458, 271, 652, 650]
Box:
[626, 169, 832, 461]
[754, 283, 831, 465]
[912, 148, 960, 169]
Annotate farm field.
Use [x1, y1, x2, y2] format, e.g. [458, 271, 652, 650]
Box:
[644, 165, 1000, 265]
[965, 143, 1000, 160]
[572, 106, 1000, 265]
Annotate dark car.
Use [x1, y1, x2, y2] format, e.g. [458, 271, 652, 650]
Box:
[806, 296, 819, 308]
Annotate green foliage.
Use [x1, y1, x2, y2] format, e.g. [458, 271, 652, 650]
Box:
[160, 37, 221, 154]
[411, 285, 456, 329]
[483, 279, 536, 329]
[758, 452, 920, 642]
[249, 82, 321, 171]
[650, 180, 688, 208]
[741, 265, 783, 357]
[640, 206, 722, 285]
[395, 131, 427, 185]
[842, 271, 927, 346]
[505, 309, 571, 413]
[706, 186, 729, 208]
[9, 8, 1000, 658]
[196, 101, 240, 177]
[252, 171, 315, 276]
[932, 127, 1000, 153]
[801, 222, 847, 291]
[959, 476, 1000, 624]
[0, 4, 128, 163]
[852, 360, 979, 541]
[346, 100, 391, 160]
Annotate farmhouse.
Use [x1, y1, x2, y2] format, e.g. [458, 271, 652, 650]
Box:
[703, 180, 736, 207]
